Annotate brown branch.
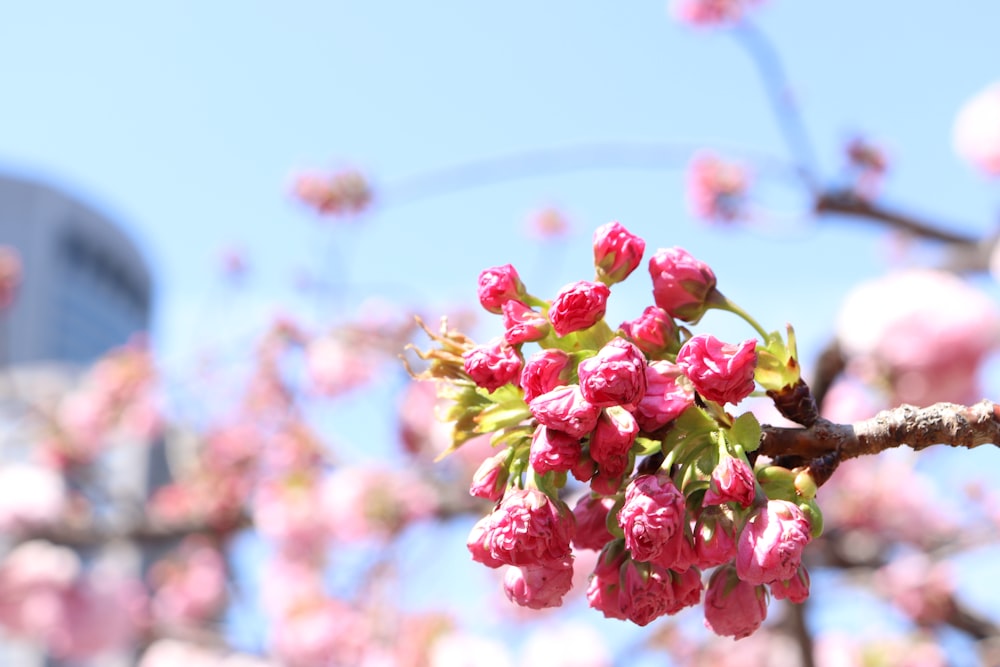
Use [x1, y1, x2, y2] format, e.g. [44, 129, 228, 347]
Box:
[760, 400, 1000, 463]
[815, 190, 980, 246]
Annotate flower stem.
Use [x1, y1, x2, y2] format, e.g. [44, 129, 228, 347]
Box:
[709, 291, 770, 340]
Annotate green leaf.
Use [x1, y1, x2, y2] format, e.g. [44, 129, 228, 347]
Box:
[729, 412, 762, 453]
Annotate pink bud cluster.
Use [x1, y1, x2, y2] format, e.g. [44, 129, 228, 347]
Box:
[684, 152, 751, 222]
[448, 222, 815, 637]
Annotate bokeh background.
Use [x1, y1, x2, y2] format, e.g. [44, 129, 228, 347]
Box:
[0, 2, 999, 666]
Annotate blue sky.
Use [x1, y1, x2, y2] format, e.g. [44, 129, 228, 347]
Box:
[2, 2, 1000, 658]
[0, 1, 997, 369]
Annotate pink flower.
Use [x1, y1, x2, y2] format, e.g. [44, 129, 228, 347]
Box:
[529, 385, 600, 438]
[463, 338, 523, 393]
[770, 565, 810, 604]
[703, 566, 768, 639]
[323, 465, 438, 542]
[549, 281, 610, 336]
[502, 300, 550, 345]
[520, 349, 573, 403]
[270, 598, 372, 667]
[577, 338, 647, 408]
[593, 221, 646, 286]
[588, 406, 638, 479]
[953, 81, 1000, 176]
[484, 489, 576, 567]
[684, 151, 751, 221]
[618, 474, 687, 565]
[648, 247, 717, 322]
[667, 566, 704, 615]
[619, 306, 678, 357]
[306, 334, 375, 396]
[677, 334, 757, 405]
[292, 168, 372, 217]
[634, 361, 695, 431]
[703, 456, 756, 508]
[149, 536, 226, 626]
[529, 426, 582, 475]
[525, 207, 571, 240]
[469, 451, 509, 502]
[467, 515, 505, 568]
[503, 557, 574, 610]
[571, 495, 615, 551]
[585, 545, 628, 621]
[736, 499, 812, 585]
[477, 264, 527, 314]
[694, 507, 738, 568]
[836, 270, 1000, 407]
[618, 559, 676, 627]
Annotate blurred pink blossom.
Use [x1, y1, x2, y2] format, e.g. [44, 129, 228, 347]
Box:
[149, 536, 227, 627]
[835, 269, 1000, 406]
[291, 168, 372, 217]
[953, 81, 1000, 176]
[684, 152, 751, 220]
[524, 207, 571, 240]
[671, 0, 764, 26]
[306, 334, 376, 396]
[323, 464, 439, 541]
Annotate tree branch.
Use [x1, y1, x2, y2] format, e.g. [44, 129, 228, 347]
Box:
[814, 190, 980, 246]
[760, 400, 1000, 464]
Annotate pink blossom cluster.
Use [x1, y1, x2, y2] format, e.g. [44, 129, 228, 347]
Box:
[44, 339, 161, 467]
[670, 0, 765, 26]
[685, 152, 751, 223]
[953, 81, 1000, 177]
[440, 222, 819, 638]
[0, 540, 146, 660]
[291, 168, 372, 217]
[834, 269, 1000, 408]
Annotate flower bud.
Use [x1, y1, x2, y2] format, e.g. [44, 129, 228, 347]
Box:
[529, 385, 600, 438]
[770, 564, 810, 604]
[502, 300, 550, 345]
[529, 425, 582, 475]
[634, 361, 695, 431]
[571, 495, 616, 551]
[618, 473, 686, 564]
[676, 334, 757, 405]
[462, 338, 523, 393]
[469, 451, 509, 502]
[589, 406, 638, 479]
[703, 566, 768, 639]
[648, 247, 717, 322]
[503, 556, 574, 610]
[703, 456, 756, 509]
[549, 280, 611, 337]
[619, 306, 679, 357]
[577, 338, 647, 408]
[593, 221, 646, 285]
[477, 264, 526, 314]
[735, 499, 812, 586]
[519, 349, 573, 404]
[484, 489, 575, 567]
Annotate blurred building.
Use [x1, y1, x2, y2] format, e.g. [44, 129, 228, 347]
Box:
[0, 173, 152, 365]
[0, 175, 153, 666]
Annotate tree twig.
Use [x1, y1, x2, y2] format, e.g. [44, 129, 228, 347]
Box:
[760, 400, 1000, 464]
[815, 190, 979, 245]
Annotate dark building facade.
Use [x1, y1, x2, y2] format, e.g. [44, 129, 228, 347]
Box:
[0, 174, 152, 365]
